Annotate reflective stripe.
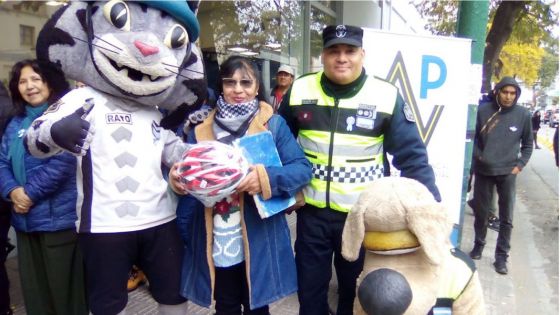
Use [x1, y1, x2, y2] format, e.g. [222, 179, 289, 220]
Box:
[292, 72, 397, 212]
[432, 307, 452, 315]
[298, 133, 383, 158]
[312, 163, 383, 184]
[304, 170, 383, 212]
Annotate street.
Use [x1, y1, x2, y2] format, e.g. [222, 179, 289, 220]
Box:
[6, 127, 559, 314]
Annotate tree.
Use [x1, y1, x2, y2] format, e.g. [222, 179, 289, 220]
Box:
[539, 45, 559, 90]
[498, 39, 544, 87]
[414, 0, 558, 93]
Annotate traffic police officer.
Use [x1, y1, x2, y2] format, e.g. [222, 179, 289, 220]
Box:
[279, 24, 441, 315]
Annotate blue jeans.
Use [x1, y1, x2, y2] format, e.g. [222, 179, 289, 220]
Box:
[472, 173, 516, 261]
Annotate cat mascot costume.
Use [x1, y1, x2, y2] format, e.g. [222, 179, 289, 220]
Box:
[25, 1, 206, 314]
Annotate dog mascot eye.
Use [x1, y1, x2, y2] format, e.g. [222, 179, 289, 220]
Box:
[103, 0, 131, 31]
[165, 24, 188, 49]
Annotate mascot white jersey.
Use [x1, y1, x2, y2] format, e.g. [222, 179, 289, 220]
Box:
[25, 1, 206, 233]
[24, 1, 206, 314]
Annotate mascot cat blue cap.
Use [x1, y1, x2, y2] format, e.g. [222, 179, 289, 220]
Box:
[141, 0, 200, 41]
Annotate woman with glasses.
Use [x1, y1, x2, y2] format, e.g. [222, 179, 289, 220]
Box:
[170, 56, 311, 315]
[0, 59, 87, 315]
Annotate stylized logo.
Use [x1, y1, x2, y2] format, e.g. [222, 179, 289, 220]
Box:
[106, 113, 132, 124]
[335, 25, 347, 38]
[386, 51, 444, 145]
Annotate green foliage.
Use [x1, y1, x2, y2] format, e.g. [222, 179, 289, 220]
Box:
[413, 0, 459, 35]
[414, 0, 558, 89]
[539, 49, 559, 90]
[498, 40, 544, 86]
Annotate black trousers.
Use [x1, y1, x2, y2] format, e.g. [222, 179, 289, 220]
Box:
[214, 262, 269, 315]
[79, 220, 185, 315]
[0, 203, 10, 314]
[473, 173, 516, 261]
[295, 206, 365, 315]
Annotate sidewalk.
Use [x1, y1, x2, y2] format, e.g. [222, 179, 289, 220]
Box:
[3, 209, 519, 315]
[6, 148, 558, 315]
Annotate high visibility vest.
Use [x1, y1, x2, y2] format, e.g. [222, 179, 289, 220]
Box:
[430, 248, 477, 315]
[288, 72, 398, 212]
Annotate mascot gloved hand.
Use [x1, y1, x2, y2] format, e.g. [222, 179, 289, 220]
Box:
[342, 177, 485, 315]
[50, 99, 95, 155]
[24, 1, 206, 315]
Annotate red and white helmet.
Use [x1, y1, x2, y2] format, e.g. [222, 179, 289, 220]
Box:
[177, 141, 248, 207]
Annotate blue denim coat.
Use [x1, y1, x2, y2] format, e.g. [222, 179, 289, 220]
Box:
[176, 103, 311, 309]
[0, 115, 77, 232]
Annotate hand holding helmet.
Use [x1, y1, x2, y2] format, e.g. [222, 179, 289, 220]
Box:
[175, 141, 249, 207]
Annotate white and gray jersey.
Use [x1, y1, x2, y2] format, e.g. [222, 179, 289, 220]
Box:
[27, 87, 186, 233]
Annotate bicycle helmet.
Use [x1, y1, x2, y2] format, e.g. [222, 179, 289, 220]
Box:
[177, 141, 248, 207]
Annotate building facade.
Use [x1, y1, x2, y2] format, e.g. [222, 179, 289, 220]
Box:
[0, 0, 426, 92]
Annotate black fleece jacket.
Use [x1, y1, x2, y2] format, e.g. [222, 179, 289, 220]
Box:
[473, 77, 533, 176]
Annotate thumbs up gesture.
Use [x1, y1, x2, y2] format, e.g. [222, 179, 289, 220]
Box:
[50, 98, 95, 156]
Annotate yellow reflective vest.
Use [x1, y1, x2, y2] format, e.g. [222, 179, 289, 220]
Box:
[430, 248, 477, 314]
[288, 71, 398, 212]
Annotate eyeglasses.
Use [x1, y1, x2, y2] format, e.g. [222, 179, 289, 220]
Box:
[222, 78, 254, 89]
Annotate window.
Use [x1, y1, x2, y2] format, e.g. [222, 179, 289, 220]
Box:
[197, 1, 305, 93]
[20, 25, 35, 47]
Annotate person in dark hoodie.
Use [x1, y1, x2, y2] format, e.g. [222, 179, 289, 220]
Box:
[469, 76, 533, 275]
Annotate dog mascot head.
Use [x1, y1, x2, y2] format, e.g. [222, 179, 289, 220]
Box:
[342, 177, 485, 315]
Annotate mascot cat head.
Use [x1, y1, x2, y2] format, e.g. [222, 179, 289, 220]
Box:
[36, 0, 206, 122]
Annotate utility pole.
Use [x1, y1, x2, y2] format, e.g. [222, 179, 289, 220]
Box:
[455, 0, 489, 246]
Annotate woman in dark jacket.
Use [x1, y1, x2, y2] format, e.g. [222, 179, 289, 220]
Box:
[170, 56, 311, 314]
[0, 60, 87, 315]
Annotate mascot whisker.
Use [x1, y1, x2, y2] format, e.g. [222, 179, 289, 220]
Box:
[25, 1, 206, 314]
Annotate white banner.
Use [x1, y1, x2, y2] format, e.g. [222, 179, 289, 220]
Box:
[362, 29, 472, 244]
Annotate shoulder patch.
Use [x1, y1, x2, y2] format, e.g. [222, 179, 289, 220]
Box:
[403, 102, 415, 122]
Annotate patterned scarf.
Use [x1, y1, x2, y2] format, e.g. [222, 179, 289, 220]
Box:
[214, 96, 259, 144]
[216, 96, 258, 119]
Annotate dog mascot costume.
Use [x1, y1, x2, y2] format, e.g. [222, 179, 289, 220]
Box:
[25, 1, 206, 314]
[342, 177, 485, 315]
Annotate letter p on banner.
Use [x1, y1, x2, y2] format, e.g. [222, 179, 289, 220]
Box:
[420, 55, 447, 99]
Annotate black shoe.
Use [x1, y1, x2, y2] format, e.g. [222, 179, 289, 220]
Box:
[469, 245, 483, 260]
[467, 199, 475, 210]
[494, 260, 508, 275]
[488, 215, 500, 232]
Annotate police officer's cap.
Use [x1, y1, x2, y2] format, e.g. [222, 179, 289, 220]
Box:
[322, 25, 363, 49]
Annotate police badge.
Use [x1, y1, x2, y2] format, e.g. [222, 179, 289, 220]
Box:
[403, 102, 415, 122]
